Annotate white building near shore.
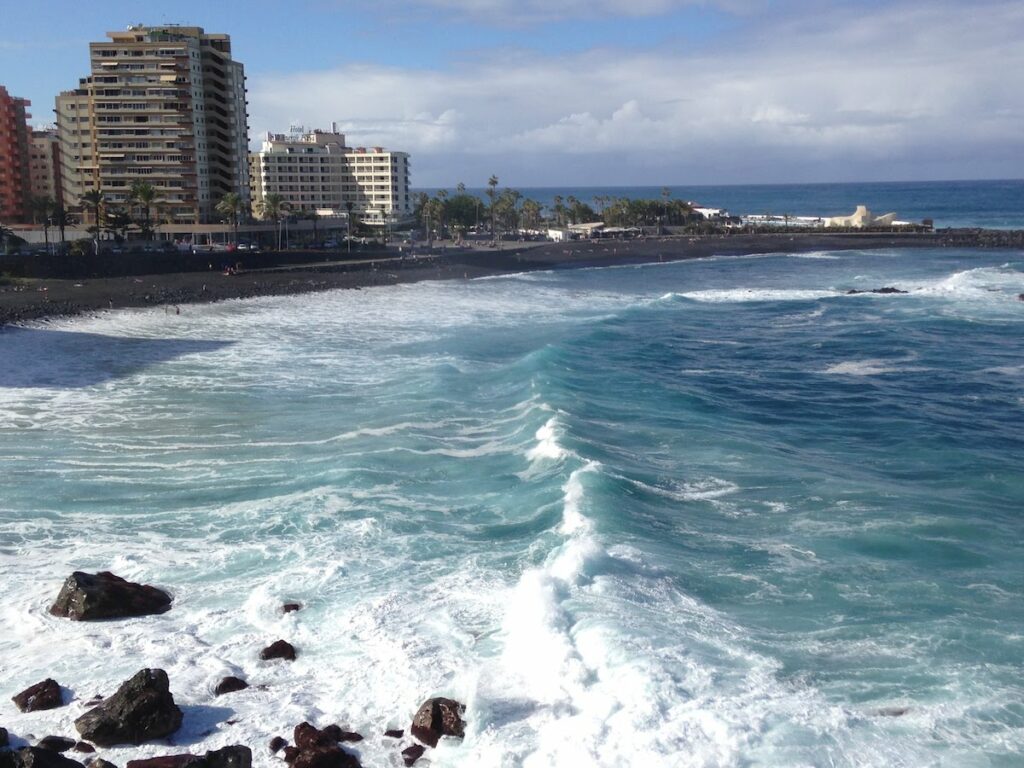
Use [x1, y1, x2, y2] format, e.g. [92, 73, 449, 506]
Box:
[249, 127, 412, 224]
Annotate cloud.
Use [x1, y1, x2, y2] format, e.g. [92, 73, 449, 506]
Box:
[249, 0, 1024, 184]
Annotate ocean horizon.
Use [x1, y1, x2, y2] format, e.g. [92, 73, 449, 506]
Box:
[417, 178, 1024, 230]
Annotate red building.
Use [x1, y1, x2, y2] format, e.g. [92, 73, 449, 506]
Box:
[0, 85, 32, 223]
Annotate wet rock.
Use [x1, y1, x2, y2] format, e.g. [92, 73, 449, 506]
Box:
[268, 738, 287, 754]
[292, 724, 332, 752]
[319, 727, 361, 744]
[281, 747, 299, 764]
[74, 669, 182, 747]
[86, 761, 117, 768]
[0, 748, 85, 768]
[410, 697, 465, 748]
[260, 641, 296, 662]
[845, 286, 908, 295]
[49, 572, 172, 621]
[281, 604, 301, 613]
[12, 680, 63, 712]
[125, 746, 249, 768]
[1, 727, 9, 748]
[400, 745, 425, 767]
[213, 677, 248, 696]
[36, 738, 75, 753]
[125, 757, 200, 768]
[290, 748, 359, 768]
[873, 706, 910, 717]
[71, 746, 94, 756]
[383, 730, 403, 739]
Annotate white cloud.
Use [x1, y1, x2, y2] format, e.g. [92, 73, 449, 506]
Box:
[249, 0, 1024, 184]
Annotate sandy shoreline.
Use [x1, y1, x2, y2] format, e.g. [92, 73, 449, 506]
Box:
[1, 230, 1019, 327]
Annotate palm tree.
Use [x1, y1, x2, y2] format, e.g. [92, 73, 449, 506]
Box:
[80, 189, 105, 255]
[256, 193, 286, 250]
[486, 175, 499, 236]
[51, 204, 69, 253]
[30, 196, 54, 254]
[129, 181, 160, 241]
[215, 192, 243, 246]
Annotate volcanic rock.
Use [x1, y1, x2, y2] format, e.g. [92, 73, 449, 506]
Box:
[12, 680, 63, 712]
[71, 746, 94, 756]
[74, 669, 182, 747]
[49, 572, 171, 621]
[36, 738, 75, 753]
[260, 641, 296, 661]
[213, 677, 248, 696]
[0, 728, 8, 748]
[268, 738, 287, 754]
[86, 761, 117, 768]
[281, 604, 301, 613]
[125, 746, 250, 768]
[290, 748, 359, 768]
[845, 286, 908, 295]
[292, 724, 332, 752]
[0, 748, 85, 768]
[401, 745, 425, 767]
[410, 697, 465, 748]
[383, 730, 403, 739]
[319, 727, 360, 744]
[281, 748, 299, 764]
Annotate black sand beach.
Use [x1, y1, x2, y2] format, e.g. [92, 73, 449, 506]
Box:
[2, 230, 1021, 327]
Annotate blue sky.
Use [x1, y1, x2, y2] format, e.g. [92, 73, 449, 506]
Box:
[2, 0, 1022, 186]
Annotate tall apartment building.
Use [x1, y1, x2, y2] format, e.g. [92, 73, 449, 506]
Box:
[0, 85, 32, 222]
[249, 128, 412, 223]
[28, 129, 62, 206]
[57, 25, 250, 224]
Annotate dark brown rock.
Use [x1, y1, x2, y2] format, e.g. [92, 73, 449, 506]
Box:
[401, 745, 425, 767]
[125, 757, 200, 768]
[74, 669, 182, 747]
[0, 748, 85, 768]
[281, 748, 299, 764]
[318, 726, 360, 744]
[268, 738, 287, 754]
[383, 730, 403, 739]
[12, 680, 63, 712]
[290, 748, 359, 768]
[36, 738, 75, 753]
[86, 760, 117, 768]
[1, 727, 9, 748]
[281, 604, 301, 613]
[71, 746, 94, 756]
[213, 677, 248, 696]
[49, 572, 172, 621]
[260, 640, 296, 662]
[125, 746, 249, 768]
[410, 697, 465, 748]
[292, 724, 332, 752]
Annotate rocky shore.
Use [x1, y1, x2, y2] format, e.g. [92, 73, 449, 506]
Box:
[3, 230, 1021, 327]
[3, 572, 463, 768]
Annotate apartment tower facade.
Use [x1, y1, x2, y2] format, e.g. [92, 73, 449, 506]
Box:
[249, 128, 411, 223]
[0, 85, 32, 222]
[57, 25, 250, 224]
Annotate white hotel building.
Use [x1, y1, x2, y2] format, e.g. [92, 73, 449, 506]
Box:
[249, 128, 411, 224]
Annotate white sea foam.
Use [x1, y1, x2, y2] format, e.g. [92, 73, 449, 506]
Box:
[526, 416, 569, 463]
[675, 288, 841, 303]
[823, 359, 906, 376]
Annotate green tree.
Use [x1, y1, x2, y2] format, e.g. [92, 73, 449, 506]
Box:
[80, 189, 105, 255]
[256, 193, 287, 250]
[486, 175, 499, 235]
[129, 181, 160, 240]
[215, 192, 244, 246]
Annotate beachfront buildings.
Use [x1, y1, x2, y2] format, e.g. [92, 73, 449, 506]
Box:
[0, 85, 32, 222]
[28, 129, 62, 206]
[56, 25, 250, 225]
[249, 128, 412, 225]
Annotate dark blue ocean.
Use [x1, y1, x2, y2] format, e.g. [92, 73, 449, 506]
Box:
[420, 179, 1024, 230]
[2, 243, 1023, 765]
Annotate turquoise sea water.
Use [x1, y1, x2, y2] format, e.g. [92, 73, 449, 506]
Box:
[419, 179, 1024, 230]
[1, 247, 1023, 766]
